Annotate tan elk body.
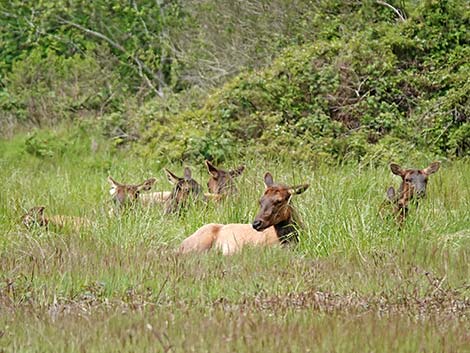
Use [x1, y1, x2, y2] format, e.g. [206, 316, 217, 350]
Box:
[179, 173, 308, 255]
[22, 206, 91, 231]
[139, 191, 172, 206]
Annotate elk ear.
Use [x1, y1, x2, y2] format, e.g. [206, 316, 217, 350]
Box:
[422, 161, 440, 175]
[164, 169, 180, 185]
[386, 186, 396, 201]
[390, 163, 404, 177]
[205, 160, 219, 178]
[107, 176, 120, 187]
[288, 184, 309, 195]
[229, 165, 245, 178]
[264, 173, 274, 188]
[138, 177, 156, 192]
[29, 206, 45, 215]
[183, 167, 192, 180]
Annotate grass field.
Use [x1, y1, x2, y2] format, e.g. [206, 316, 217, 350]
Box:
[1, 129, 470, 352]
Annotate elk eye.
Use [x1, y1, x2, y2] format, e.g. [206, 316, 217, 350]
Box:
[405, 178, 412, 182]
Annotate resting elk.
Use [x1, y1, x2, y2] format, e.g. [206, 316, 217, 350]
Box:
[205, 160, 245, 195]
[179, 172, 309, 255]
[108, 176, 156, 212]
[22, 206, 91, 231]
[385, 161, 440, 223]
[163, 167, 205, 214]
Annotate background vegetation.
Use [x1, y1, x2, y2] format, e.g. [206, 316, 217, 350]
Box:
[1, 0, 469, 162]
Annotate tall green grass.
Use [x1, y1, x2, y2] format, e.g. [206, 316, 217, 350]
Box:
[1, 128, 470, 352]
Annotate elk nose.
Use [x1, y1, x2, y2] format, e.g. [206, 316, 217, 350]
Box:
[252, 220, 263, 231]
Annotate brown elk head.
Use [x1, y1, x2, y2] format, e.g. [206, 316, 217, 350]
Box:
[108, 176, 156, 208]
[164, 167, 204, 213]
[390, 161, 440, 199]
[22, 206, 48, 228]
[205, 160, 245, 194]
[252, 173, 309, 232]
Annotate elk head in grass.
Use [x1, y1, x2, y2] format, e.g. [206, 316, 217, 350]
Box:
[178, 172, 309, 255]
[22, 206, 48, 228]
[108, 176, 156, 210]
[252, 172, 309, 241]
[386, 161, 440, 222]
[164, 167, 205, 214]
[205, 160, 245, 195]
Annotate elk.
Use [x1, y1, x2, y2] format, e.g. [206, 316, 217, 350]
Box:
[205, 160, 245, 195]
[164, 167, 205, 214]
[140, 163, 231, 207]
[108, 176, 156, 211]
[179, 172, 309, 255]
[385, 161, 440, 222]
[22, 206, 91, 231]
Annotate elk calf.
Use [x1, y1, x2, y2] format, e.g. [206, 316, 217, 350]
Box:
[385, 161, 440, 222]
[205, 160, 245, 195]
[164, 167, 205, 214]
[22, 206, 91, 231]
[108, 176, 156, 211]
[179, 173, 309, 255]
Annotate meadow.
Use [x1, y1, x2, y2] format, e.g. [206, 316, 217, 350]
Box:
[1, 129, 470, 352]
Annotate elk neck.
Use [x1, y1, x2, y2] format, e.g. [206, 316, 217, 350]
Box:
[273, 207, 300, 244]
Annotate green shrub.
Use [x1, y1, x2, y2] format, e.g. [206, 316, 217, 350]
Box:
[2, 47, 124, 127]
[139, 0, 468, 163]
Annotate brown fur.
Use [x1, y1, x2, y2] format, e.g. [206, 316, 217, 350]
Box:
[384, 184, 414, 224]
[385, 161, 440, 223]
[164, 167, 205, 214]
[22, 206, 91, 231]
[205, 160, 245, 195]
[179, 173, 309, 255]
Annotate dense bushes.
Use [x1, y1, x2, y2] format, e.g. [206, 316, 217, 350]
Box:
[1, 48, 124, 127]
[140, 0, 469, 163]
[0, 0, 468, 163]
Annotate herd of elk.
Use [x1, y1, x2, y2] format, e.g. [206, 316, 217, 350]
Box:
[107, 161, 244, 214]
[22, 160, 441, 255]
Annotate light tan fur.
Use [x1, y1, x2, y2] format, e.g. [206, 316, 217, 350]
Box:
[140, 191, 221, 206]
[204, 192, 224, 202]
[139, 191, 172, 206]
[46, 215, 92, 231]
[22, 206, 91, 232]
[179, 223, 280, 256]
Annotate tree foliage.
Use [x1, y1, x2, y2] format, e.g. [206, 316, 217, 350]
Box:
[0, 0, 469, 161]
